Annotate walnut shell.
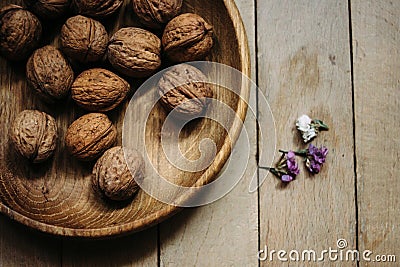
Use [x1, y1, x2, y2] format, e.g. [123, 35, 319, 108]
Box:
[72, 0, 123, 18]
[158, 64, 213, 119]
[107, 27, 161, 78]
[71, 68, 130, 112]
[132, 0, 183, 30]
[92, 146, 145, 201]
[26, 45, 74, 102]
[23, 0, 71, 20]
[0, 5, 42, 61]
[11, 110, 57, 163]
[61, 15, 108, 64]
[65, 113, 117, 161]
[162, 13, 213, 63]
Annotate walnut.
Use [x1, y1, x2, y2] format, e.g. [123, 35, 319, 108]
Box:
[132, 0, 183, 30]
[92, 146, 145, 201]
[26, 45, 74, 102]
[0, 5, 42, 61]
[108, 27, 161, 78]
[23, 0, 71, 20]
[61, 15, 108, 64]
[158, 64, 213, 119]
[72, 0, 123, 18]
[65, 113, 117, 161]
[11, 110, 58, 163]
[71, 68, 130, 112]
[162, 13, 213, 63]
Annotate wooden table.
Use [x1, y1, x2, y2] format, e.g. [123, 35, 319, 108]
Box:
[0, 0, 399, 266]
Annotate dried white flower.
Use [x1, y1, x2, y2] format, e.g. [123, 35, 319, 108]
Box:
[296, 115, 312, 132]
[302, 127, 317, 143]
[296, 115, 318, 143]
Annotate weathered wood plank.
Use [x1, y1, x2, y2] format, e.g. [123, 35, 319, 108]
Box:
[257, 0, 356, 265]
[62, 228, 158, 267]
[0, 215, 60, 266]
[0, 1, 62, 266]
[159, 0, 258, 266]
[352, 0, 400, 264]
[0, 0, 253, 266]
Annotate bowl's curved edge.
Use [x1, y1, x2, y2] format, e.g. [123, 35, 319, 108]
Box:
[0, 0, 251, 238]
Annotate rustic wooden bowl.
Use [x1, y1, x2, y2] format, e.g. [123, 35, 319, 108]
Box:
[0, 0, 250, 237]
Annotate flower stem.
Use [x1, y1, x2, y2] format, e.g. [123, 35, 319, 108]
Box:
[259, 166, 271, 170]
[313, 119, 329, 131]
[259, 166, 280, 178]
[279, 149, 307, 157]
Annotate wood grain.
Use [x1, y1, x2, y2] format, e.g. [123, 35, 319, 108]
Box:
[62, 227, 158, 267]
[2, 1, 399, 266]
[0, 0, 250, 238]
[0, 214, 60, 266]
[257, 0, 356, 265]
[159, 0, 257, 264]
[0, 1, 61, 265]
[352, 0, 400, 263]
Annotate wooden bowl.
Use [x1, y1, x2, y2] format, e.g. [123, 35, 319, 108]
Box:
[0, 0, 250, 238]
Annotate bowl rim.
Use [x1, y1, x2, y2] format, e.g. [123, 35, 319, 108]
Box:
[0, 0, 251, 238]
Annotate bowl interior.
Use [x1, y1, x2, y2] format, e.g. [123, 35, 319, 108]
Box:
[0, 0, 249, 237]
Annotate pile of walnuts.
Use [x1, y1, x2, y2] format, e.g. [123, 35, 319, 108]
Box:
[1, 0, 214, 202]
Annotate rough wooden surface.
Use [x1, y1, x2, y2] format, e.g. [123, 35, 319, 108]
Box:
[0, 216, 60, 266]
[1, 0, 400, 266]
[257, 0, 356, 266]
[0, 0, 250, 237]
[0, 2, 61, 266]
[352, 0, 400, 264]
[0, 0, 253, 265]
[62, 228, 158, 267]
[159, 1, 257, 265]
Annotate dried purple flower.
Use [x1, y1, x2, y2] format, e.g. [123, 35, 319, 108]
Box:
[286, 151, 300, 176]
[261, 150, 300, 183]
[306, 144, 328, 174]
[307, 161, 321, 174]
[281, 175, 294, 183]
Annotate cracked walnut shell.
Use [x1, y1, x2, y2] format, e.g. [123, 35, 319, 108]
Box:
[71, 68, 130, 112]
[61, 15, 109, 64]
[162, 13, 213, 63]
[65, 113, 117, 161]
[93, 146, 145, 201]
[108, 27, 161, 78]
[0, 5, 42, 61]
[11, 110, 58, 163]
[132, 0, 183, 29]
[72, 0, 123, 18]
[158, 64, 213, 119]
[24, 0, 71, 20]
[26, 45, 74, 102]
